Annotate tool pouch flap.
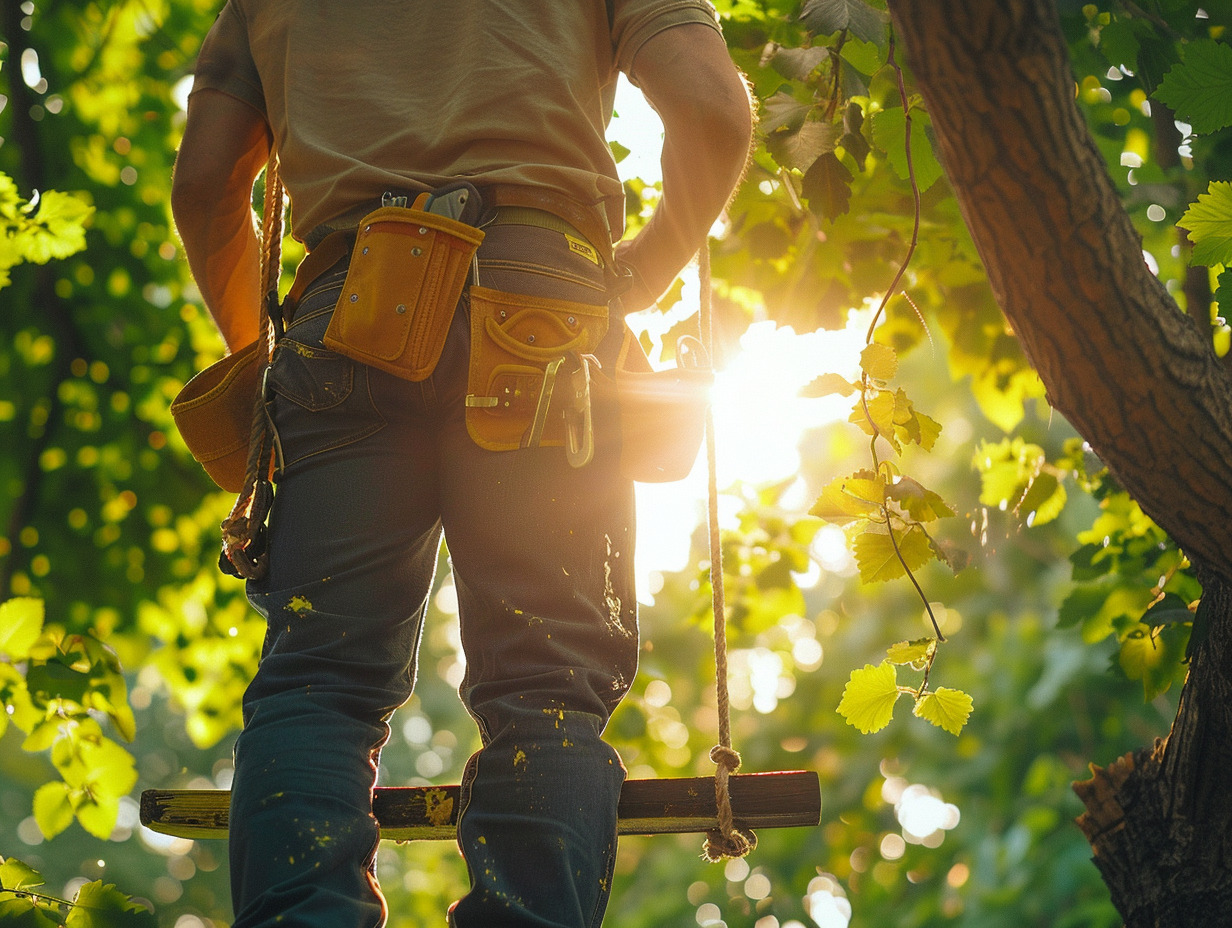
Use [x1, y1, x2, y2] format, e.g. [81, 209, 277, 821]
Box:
[465, 285, 608, 451]
[324, 204, 484, 380]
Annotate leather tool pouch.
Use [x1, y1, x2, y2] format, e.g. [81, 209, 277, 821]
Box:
[596, 332, 714, 483]
[323, 202, 484, 380]
[170, 340, 263, 493]
[465, 285, 609, 451]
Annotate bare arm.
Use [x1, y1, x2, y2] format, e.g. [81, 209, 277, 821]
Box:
[616, 23, 753, 313]
[172, 89, 271, 352]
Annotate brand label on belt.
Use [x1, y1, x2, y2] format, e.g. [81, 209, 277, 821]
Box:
[565, 233, 600, 266]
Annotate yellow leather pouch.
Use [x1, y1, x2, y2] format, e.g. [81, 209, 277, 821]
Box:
[170, 340, 262, 493]
[324, 205, 485, 380]
[465, 286, 608, 451]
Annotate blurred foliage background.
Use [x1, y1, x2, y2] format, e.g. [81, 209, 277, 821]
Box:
[3, 0, 1230, 925]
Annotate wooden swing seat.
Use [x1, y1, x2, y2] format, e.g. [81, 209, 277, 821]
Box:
[140, 770, 820, 842]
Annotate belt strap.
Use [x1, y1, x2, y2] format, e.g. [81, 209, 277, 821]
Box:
[484, 184, 613, 266]
[281, 230, 352, 324]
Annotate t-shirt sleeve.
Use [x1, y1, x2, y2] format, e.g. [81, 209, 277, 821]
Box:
[612, 0, 723, 79]
[190, 1, 265, 115]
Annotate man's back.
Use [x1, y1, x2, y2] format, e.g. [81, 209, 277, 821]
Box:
[192, 0, 718, 244]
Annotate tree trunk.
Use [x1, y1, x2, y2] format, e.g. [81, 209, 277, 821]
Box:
[885, 1, 1232, 924]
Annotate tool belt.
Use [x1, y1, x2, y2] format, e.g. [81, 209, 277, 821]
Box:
[171, 188, 711, 490]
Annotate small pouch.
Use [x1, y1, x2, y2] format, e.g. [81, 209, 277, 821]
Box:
[170, 340, 262, 493]
[465, 285, 609, 451]
[324, 200, 485, 380]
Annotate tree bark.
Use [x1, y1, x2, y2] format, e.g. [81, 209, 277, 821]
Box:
[886, 2, 1232, 924]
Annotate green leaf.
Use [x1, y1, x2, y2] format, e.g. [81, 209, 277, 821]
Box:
[837, 662, 900, 733]
[760, 91, 815, 134]
[799, 0, 887, 46]
[1017, 472, 1067, 526]
[81, 736, 138, 798]
[74, 797, 122, 842]
[21, 718, 63, 754]
[801, 152, 853, 221]
[1215, 267, 1232, 317]
[801, 372, 857, 398]
[885, 637, 935, 667]
[840, 101, 871, 170]
[851, 389, 900, 451]
[1119, 625, 1187, 701]
[860, 343, 898, 381]
[768, 45, 827, 82]
[853, 525, 934, 583]
[33, 782, 74, 839]
[870, 107, 944, 192]
[0, 898, 61, 928]
[66, 880, 156, 927]
[0, 598, 45, 660]
[767, 120, 841, 173]
[1154, 39, 1232, 135]
[608, 140, 631, 164]
[1058, 584, 1110, 629]
[810, 470, 884, 525]
[0, 858, 45, 892]
[913, 687, 974, 736]
[28, 191, 93, 262]
[1143, 592, 1193, 627]
[887, 476, 954, 522]
[1178, 181, 1232, 267]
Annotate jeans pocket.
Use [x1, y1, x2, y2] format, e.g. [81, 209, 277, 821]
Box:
[267, 337, 386, 472]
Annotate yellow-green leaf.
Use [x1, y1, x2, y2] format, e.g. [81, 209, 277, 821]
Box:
[837, 662, 900, 734]
[860, 343, 898, 382]
[0, 857, 45, 891]
[0, 598, 45, 660]
[912, 687, 974, 736]
[1177, 180, 1232, 266]
[73, 795, 121, 841]
[886, 637, 936, 666]
[853, 525, 933, 584]
[810, 470, 884, 525]
[33, 782, 74, 839]
[888, 476, 954, 522]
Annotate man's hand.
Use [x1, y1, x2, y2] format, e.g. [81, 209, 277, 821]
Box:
[172, 89, 271, 352]
[617, 23, 754, 314]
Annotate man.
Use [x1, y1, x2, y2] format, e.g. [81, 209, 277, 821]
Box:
[171, 2, 752, 926]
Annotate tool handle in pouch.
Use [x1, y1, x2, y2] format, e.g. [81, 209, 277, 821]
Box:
[465, 286, 609, 451]
[324, 205, 484, 380]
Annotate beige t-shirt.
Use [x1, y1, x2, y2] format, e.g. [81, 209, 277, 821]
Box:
[191, 0, 721, 244]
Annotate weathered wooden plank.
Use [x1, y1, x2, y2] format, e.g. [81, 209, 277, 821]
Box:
[140, 770, 821, 842]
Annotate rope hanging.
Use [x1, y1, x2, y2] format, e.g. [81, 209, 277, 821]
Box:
[699, 242, 756, 863]
[220, 154, 284, 581]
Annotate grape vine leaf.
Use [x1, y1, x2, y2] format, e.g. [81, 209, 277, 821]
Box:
[801, 151, 854, 221]
[1155, 39, 1232, 135]
[837, 662, 900, 733]
[912, 687, 974, 736]
[1178, 181, 1232, 267]
[798, 0, 887, 46]
[870, 107, 945, 191]
[885, 637, 935, 667]
[853, 526, 934, 584]
[860, 342, 898, 381]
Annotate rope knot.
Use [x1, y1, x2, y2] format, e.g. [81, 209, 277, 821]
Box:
[702, 826, 757, 862]
[709, 744, 742, 774]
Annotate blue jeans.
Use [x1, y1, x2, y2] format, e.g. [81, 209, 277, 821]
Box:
[230, 220, 639, 928]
